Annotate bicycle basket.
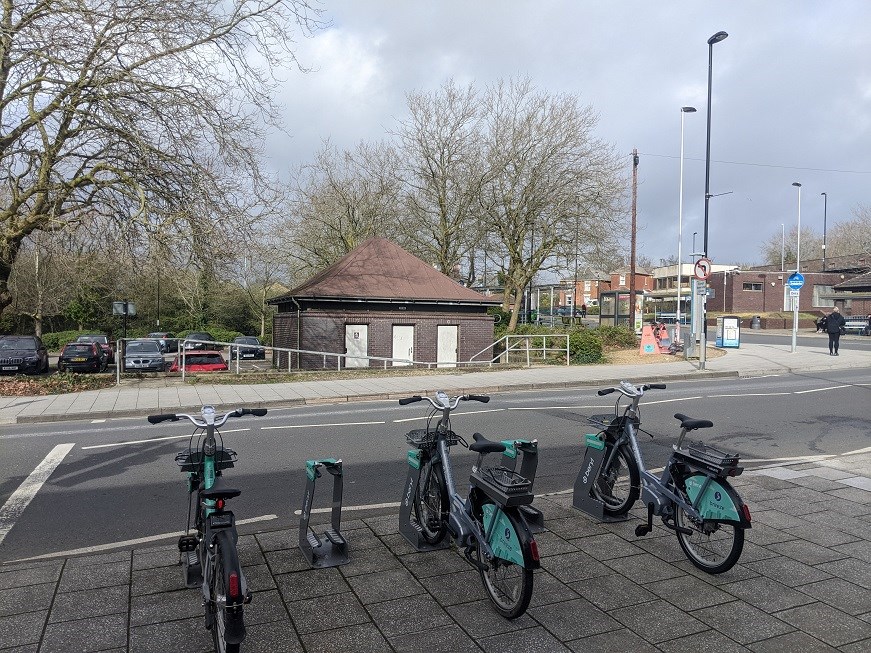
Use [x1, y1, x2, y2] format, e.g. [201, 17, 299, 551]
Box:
[405, 428, 459, 449]
[470, 466, 534, 507]
[675, 442, 741, 474]
[175, 447, 237, 473]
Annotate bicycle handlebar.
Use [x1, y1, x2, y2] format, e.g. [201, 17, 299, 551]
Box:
[147, 406, 268, 428]
[398, 393, 490, 410]
[597, 381, 667, 398]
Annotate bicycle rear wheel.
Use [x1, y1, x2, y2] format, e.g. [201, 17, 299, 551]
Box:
[675, 505, 744, 574]
[209, 547, 242, 653]
[414, 458, 448, 545]
[476, 503, 533, 619]
[592, 443, 639, 516]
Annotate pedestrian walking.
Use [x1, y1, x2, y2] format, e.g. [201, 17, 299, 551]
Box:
[825, 306, 846, 355]
[581, 303, 587, 318]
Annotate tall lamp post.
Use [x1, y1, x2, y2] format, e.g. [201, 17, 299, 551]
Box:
[675, 106, 696, 343]
[791, 182, 802, 353]
[700, 29, 728, 371]
[821, 192, 827, 271]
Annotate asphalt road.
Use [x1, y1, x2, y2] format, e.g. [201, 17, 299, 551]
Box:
[2, 369, 870, 563]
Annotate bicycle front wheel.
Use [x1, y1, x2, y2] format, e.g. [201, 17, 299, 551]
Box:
[209, 548, 241, 653]
[675, 505, 744, 574]
[476, 504, 534, 619]
[591, 443, 639, 516]
[414, 458, 448, 545]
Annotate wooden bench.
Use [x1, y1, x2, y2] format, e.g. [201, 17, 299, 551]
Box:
[843, 317, 870, 335]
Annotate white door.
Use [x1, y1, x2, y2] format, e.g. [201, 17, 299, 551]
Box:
[392, 325, 414, 366]
[437, 325, 458, 368]
[345, 325, 368, 368]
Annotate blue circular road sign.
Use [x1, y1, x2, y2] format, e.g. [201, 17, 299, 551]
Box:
[787, 272, 804, 290]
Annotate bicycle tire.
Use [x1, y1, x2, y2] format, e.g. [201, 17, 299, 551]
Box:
[209, 545, 241, 653]
[476, 502, 534, 619]
[414, 458, 448, 545]
[674, 476, 745, 574]
[592, 443, 640, 516]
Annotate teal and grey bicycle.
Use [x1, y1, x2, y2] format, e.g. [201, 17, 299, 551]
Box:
[148, 405, 267, 653]
[400, 391, 540, 618]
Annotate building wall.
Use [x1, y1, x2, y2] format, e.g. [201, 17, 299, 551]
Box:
[712, 271, 850, 314]
[272, 309, 495, 369]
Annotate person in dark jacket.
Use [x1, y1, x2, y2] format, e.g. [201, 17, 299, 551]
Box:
[815, 314, 827, 333]
[825, 306, 846, 355]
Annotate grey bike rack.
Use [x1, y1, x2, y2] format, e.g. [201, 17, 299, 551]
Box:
[298, 458, 349, 568]
[500, 439, 544, 533]
[399, 449, 450, 552]
[573, 432, 608, 519]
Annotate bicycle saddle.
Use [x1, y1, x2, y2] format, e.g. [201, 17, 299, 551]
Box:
[674, 413, 713, 431]
[469, 432, 507, 454]
[201, 476, 242, 500]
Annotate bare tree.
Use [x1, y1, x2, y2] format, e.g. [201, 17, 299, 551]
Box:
[479, 78, 626, 330]
[0, 0, 324, 317]
[392, 80, 488, 279]
[758, 225, 823, 268]
[285, 140, 402, 275]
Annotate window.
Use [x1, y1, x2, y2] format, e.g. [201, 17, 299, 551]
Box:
[742, 282, 763, 292]
[584, 280, 591, 291]
[813, 285, 834, 307]
[619, 274, 626, 286]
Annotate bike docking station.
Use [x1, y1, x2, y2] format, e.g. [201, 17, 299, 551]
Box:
[572, 417, 628, 522]
[298, 458, 349, 568]
[499, 439, 544, 533]
[399, 430, 451, 551]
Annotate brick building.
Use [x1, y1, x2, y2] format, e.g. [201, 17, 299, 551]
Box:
[268, 238, 500, 369]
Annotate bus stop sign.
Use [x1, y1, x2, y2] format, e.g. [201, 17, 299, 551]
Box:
[786, 273, 804, 290]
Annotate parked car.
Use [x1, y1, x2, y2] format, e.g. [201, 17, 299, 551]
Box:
[75, 334, 115, 363]
[122, 339, 166, 372]
[228, 336, 266, 360]
[58, 342, 107, 373]
[169, 350, 228, 373]
[182, 331, 218, 351]
[146, 332, 179, 353]
[0, 335, 49, 375]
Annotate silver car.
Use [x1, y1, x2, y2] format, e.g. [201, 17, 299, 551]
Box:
[123, 339, 165, 372]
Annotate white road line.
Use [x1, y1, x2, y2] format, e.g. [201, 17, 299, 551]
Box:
[393, 416, 429, 424]
[261, 421, 384, 430]
[642, 396, 703, 405]
[709, 392, 791, 398]
[741, 454, 836, 464]
[795, 385, 851, 394]
[80, 428, 250, 450]
[294, 501, 400, 516]
[91, 419, 106, 423]
[5, 514, 279, 563]
[0, 443, 75, 546]
[842, 446, 871, 456]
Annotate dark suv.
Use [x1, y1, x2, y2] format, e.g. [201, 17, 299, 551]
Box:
[0, 335, 50, 375]
[183, 331, 218, 351]
[228, 336, 266, 360]
[75, 334, 115, 363]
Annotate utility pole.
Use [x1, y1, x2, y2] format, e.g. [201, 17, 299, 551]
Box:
[629, 149, 639, 330]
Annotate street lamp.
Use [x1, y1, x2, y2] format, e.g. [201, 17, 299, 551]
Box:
[791, 182, 802, 353]
[821, 192, 827, 271]
[700, 29, 728, 371]
[675, 106, 696, 343]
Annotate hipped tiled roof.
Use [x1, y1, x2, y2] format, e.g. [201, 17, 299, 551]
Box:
[835, 270, 871, 290]
[269, 238, 499, 305]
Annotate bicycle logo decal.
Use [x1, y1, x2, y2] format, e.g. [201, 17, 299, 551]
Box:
[504, 527, 511, 540]
[714, 491, 722, 501]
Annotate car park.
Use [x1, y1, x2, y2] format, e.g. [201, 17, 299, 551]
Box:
[75, 334, 115, 363]
[169, 350, 228, 372]
[58, 342, 107, 373]
[183, 331, 218, 351]
[146, 332, 179, 353]
[122, 339, 166, 372]
[228, 336, 266, 360]
[0, 335, 50, 375]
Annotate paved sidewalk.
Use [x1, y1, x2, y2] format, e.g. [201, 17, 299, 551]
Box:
[2, 333, 871, 424]
[2, 453, 870, 652]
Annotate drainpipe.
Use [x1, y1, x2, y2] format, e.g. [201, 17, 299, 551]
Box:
[291, 297, 302, 370]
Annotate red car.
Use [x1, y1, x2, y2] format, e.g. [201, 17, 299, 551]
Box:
[169, 350, 228, 373]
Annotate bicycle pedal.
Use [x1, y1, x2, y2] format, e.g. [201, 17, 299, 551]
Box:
[178, 535, 198, 552]
[634, 524, 651, 537]
[244, 592, 253, 605]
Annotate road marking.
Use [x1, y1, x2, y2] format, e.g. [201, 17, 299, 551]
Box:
[842, 446, 871, 456]
[709, 392, 790, 398]
[742, 454, 836, 465]
[0, 443, 75, 546]
[294, 501, 400, 516]
[91, 419, 106, 423]
[5, 514, 278, 563]
[80, 428, 250, 450]
[642, 396, 703, 405]
[795, 385, 851, 394]
[261, 421, 384, 430]
[393, 416, 428, 424]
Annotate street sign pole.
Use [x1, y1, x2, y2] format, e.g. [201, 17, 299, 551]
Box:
[787, 273, 805, 352]
[694, 258, 713, 370]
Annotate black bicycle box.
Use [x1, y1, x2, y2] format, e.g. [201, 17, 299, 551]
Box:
[470, 466, 534, 507]
[175, 447, 237, 472]
[672, 442, 743, 477]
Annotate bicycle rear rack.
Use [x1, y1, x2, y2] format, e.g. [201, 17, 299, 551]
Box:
[298, 458, 349, 568]
[399, 448, 450, 552]
[500, 439, 544, 533]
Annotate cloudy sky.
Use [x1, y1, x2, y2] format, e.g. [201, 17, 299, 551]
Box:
[262, 1, 871, 268]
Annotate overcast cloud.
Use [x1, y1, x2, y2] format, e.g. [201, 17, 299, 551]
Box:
[262, 1, 871, 269]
